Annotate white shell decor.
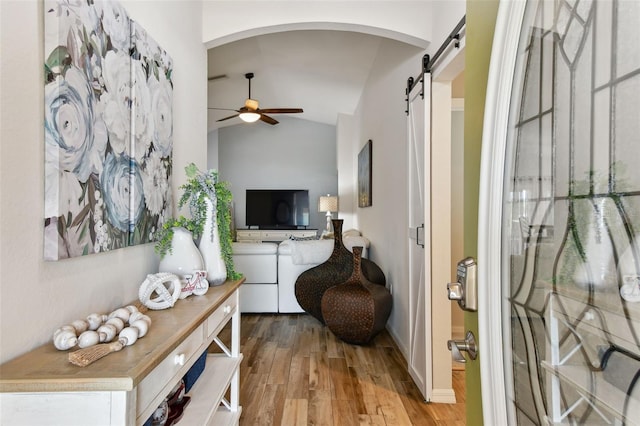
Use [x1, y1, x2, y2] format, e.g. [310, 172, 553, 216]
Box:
[129, 312, 152, 329]
[119, 327, 138, 346]
[86, 313, 106, 331]
[54, 325, 76, 337]
[71, 319, 89, 334]
[77, 330, 100, 348]
[131, 319, 149, 338]
[97, 324, 117, 343]
[53, 330, 78, 350]
[125, 305, 139, 314]
[105, 317, 125, 333]
[128, 311, 145, 324]
[108, 307, 131, 323]
[52, 305, 151, 352]
[139, 314, 152, 326]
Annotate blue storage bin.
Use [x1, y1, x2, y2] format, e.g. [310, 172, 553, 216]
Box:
[183, 350, 207, 393]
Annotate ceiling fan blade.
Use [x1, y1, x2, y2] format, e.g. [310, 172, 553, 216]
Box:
[258, 108, 303, 114]
[217, 113, 240, 122]
[260, 114, 279, 125]
[208, 107, 240, 112]
[207, 74, 227, 82]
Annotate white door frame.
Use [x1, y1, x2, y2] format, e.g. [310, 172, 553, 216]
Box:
[429, 25, 465, 403]
[477, 1, 527, 425]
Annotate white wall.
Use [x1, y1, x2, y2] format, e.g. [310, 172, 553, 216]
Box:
[336, 113, 358, 230]
[208, 129, 220, 171]
[349, 38, 423, 358]
[432, 0, 467, 51]
[217, 117, 337, 231]
[202, 1, 434, 49]
[0, 0, 207, 363]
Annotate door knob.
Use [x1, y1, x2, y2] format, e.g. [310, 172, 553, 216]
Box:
[447, 282, 463, 301]
[447, 331, 477, 363]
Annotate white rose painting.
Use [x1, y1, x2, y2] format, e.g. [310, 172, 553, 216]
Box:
[44, 0, 173, 260]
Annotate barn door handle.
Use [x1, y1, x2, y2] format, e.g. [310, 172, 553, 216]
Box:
[416, 224, 425, 248]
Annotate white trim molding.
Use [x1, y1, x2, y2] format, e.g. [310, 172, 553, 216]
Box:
[431, 388, 457, 404]
[477, 1, 527, 426]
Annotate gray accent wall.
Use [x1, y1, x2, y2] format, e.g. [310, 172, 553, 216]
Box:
[215, 116, 337, 232]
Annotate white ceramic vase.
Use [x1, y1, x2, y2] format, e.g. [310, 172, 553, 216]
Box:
[159, 227, 204, 278]
[618, 234, 640, 302]
[573, 198, 616, 291]
[199, 196, 227, 286]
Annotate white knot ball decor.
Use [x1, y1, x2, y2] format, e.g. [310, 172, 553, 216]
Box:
[138, 273, 182, 310]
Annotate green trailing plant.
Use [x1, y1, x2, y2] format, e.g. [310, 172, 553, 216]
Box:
[155, 163, 241, 281]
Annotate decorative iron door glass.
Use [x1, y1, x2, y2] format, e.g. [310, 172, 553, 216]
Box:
[44, 0, 173, 260]
[501, 1, 640, 424]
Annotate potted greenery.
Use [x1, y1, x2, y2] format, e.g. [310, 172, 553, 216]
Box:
[155, 163, 240, 282]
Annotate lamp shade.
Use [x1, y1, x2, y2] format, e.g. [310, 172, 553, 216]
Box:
[318, 195, 338, 213]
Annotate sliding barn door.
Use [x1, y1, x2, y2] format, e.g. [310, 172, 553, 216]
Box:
[407, 73, 432, 401]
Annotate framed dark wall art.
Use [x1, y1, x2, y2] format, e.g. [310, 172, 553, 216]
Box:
[358, 139, 372, 207]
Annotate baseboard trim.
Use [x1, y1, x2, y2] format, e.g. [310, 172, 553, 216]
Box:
[385, 325, 409, 361]
[431, 388, 457, 404]
[452, 362, 465, 371]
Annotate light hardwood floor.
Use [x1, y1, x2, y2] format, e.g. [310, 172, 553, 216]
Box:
[220, 313, 466, 425]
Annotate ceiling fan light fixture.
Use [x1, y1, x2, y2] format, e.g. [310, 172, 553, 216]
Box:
[213, 73, 301, 125]
[244, 98, 259, 110]
[239, 111, 261, 123]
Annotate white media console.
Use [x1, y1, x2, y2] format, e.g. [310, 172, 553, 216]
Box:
[236, 229, 317, 242]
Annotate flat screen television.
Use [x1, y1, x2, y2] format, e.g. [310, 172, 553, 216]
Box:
[246, 189, 310, 229]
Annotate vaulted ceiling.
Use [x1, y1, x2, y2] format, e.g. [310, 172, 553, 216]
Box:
[206, 30, 419, 131]
[207, 29, 465, 132]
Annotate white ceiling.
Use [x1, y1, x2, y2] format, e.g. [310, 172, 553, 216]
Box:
[206, 30, 421, 131]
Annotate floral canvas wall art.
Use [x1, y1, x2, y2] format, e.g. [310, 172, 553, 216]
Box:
[128, 21, 173, 247]
[44, 0, 173, 260]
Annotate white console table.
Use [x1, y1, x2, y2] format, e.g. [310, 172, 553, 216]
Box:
[0, 278, 244, 426]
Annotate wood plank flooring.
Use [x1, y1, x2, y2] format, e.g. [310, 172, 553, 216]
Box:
[222, 313, 465, 425]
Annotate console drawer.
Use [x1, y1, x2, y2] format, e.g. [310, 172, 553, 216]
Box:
[207, 290, 238, 338]
[137, 324, 204, 419]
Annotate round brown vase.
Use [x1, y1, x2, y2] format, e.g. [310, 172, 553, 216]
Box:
[321, 246, 392, 344]
[294, 219, 385, 323]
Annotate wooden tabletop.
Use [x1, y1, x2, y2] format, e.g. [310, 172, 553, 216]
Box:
[0, 278, 244, 393]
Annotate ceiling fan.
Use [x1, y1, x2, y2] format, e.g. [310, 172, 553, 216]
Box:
[209, 72, 303, 125]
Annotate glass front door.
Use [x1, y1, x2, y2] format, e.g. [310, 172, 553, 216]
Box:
[492, 0, 640, 424]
